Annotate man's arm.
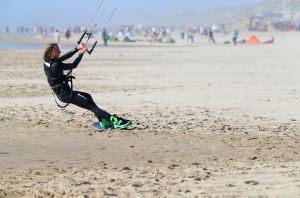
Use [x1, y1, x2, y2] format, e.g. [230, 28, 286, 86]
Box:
[61, 53, 84, 70]
[57, 43, 86, 62]
[57, 48, 78, 62]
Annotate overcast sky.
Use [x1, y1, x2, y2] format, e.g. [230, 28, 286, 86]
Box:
[0, 0, 261, 29]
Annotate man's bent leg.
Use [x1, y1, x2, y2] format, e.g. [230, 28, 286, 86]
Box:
[70, 91, 111, 120]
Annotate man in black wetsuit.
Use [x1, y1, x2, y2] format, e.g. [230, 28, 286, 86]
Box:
[43, 42, 132, 129]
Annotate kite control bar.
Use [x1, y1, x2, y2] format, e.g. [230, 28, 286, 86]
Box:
[77, 31, 87, 44]
[77, 25, 98, 55]
[76, 0, 105, 55]
[88, 41, 98, 54]
[75, 0, 117, 55]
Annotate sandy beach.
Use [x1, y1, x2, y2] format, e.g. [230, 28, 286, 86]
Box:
[0, 32, 300, 197]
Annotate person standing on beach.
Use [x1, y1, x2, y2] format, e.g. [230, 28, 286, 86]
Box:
[232, 29, 239, 46]
[43, 43, 132, 129]
[102, 28, 108, 47]
[208, 28, 216, 44]
[65, 29, 71, 44]
[53, 29, 61, 46]
[5, 27, 10, 34]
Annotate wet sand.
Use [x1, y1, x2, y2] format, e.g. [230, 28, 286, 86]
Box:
[0, 32, 299, 197]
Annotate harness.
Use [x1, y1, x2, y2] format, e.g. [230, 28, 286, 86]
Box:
[45, 61, 75, 108]
[52, 69, 75, 108]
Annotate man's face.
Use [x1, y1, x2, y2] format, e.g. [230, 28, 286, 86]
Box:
[52, 45, 61, 59]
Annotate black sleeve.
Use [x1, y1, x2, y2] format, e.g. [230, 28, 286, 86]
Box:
[57, 47, 78, 62]
[61, 53, 84, 70]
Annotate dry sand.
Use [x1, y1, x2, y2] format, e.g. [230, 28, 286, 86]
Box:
[0, 32, 299, 197]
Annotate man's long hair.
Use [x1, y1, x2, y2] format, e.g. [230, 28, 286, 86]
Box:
[43, 43, 58, 62]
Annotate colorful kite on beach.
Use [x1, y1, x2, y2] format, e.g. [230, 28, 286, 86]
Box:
[246, 35, 274, 45]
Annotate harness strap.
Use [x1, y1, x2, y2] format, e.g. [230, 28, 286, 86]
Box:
[52, 72, 75, 108]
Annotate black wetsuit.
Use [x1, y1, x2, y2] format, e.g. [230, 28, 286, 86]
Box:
[43, 48, 111, 121]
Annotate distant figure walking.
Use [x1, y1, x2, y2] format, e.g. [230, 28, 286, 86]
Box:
[5, 27, 10, 34]
[102, 28, 108, 47]
[53, 29, 61, 46]
[208, 28, 216, 44]
[65, 29, 71, 44]
[232, 29, 239, 46]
